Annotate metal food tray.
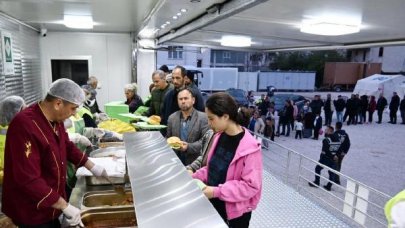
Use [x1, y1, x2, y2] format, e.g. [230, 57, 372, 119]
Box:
[85, 176, 125, 186]
[82, 189, 133, 209]
[98, 142, 125, 148]
[89, 146, 126, 158]
[81, 207, 137, 228]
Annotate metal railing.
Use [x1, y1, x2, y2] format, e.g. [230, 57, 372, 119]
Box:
[253, 132, 391, 228]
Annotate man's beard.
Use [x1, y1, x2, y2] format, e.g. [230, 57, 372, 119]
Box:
[180, 105, 191, 112]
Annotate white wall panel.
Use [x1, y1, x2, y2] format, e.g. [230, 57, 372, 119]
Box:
[40, 32, 131, 111]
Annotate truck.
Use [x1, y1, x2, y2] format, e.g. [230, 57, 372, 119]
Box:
[196, 67, 238, 92]
[323, 62, 382, 91]
[257, 71, 315, 92]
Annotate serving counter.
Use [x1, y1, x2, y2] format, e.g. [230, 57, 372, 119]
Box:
[70, 131, 226, 228]
[124, 131, 227, 228]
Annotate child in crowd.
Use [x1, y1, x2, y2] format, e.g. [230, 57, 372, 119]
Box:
[295, 119, 303, 139]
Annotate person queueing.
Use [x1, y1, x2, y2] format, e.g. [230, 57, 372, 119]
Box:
[2, 79, 108, 227]
[376, 93, 387, 124]
[309, 125, 341, 191]
[124, 83, 144, 113]
[192, 92, 262, 228]
[0, 96, 27, 184]
[333, 122, 351, 185]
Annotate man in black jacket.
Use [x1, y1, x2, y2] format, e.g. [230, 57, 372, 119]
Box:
[324, 94, 334, 126]
[333, 122, 351, 185]
[376, 93, 387, 124]
[312, 113, 322, 140]
[389, 92, 400, 124]
[400, 95, 405, 124]
[334, 95, 346, 123]
[346, 94, 356, 125]
[309, 126, 341, 191]
[161, 66, 205, 126]
[309, 95, 324, 118]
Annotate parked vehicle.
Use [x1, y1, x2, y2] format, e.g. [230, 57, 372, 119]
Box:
[271, 94, 307, 112]
[225, 88, 249, 107]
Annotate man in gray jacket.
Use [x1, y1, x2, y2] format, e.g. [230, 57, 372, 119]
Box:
[167, 88, 209, 165]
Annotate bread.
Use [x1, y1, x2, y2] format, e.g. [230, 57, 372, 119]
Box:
[167, 136, 182, 149]
[148, 115, 161, 125]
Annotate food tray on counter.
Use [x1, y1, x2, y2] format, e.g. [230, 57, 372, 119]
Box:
[132, 121, 167, 130]
[81, 207, 137, 228]
[85, 176, 125, 186]
[82, 189, 133, 209]
[98, 142, 124, 148]
[89, 146, 126, 158]
[118, 113, 149, 122]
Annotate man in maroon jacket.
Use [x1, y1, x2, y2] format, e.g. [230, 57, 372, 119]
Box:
[2, 78, 107, 227]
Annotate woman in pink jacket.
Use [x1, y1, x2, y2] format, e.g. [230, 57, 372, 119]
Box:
[192, 92, 262, 228]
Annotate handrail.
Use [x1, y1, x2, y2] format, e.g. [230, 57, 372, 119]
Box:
[250, 130, 391, 227]
[253, 131, 391, 199]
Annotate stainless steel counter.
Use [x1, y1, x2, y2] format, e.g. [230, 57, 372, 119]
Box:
[124, 131, 227, 228]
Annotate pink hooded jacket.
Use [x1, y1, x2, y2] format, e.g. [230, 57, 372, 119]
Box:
[192, 129, 262, 220]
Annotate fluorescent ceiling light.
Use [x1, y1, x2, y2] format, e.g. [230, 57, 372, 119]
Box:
[138, 39, 155, 48]
[300, 21, 360, 36]
[221, 35, 251, 47]
[139, 28, 157, 38]
[64, 15, 93, 29]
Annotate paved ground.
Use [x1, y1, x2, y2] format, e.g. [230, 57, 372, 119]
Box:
[264, 95, 405, 197]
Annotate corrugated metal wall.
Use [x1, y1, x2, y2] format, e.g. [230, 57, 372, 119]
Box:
[0, 14, 42, 104]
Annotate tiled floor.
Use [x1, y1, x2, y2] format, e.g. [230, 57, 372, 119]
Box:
[250, 170, 350, 228]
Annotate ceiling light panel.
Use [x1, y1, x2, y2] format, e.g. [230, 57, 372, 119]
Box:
[64, 15, 93, 29]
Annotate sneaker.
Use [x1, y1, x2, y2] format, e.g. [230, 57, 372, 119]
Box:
[308, 182, 319, 188]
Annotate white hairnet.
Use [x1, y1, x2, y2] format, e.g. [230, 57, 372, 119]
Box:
[48, 78, 85, 106]
[0, 95, 26, 126]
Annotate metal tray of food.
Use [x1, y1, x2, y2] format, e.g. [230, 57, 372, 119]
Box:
[98, 142, 125, 148]
[81, 207, 137, 228]
[89, 146, 126, 158]
[85, 176, 125, 186]
[82, 189, 133, 208]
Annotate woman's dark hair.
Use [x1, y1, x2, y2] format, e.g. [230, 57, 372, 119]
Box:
[206, 92, 251, 127]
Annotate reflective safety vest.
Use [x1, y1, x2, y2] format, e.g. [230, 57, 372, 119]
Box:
[66, 115, 85, 135]
[385, 190, 405, 228]
[78, 106, 93, 119]
[0, 125, 8, 171]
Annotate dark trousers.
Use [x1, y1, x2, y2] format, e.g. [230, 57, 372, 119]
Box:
[295, 130, 302, 139]
[313, 127, 320, 139]
[314, 155, 337, 186]
[324, 111, 333, 126]
[18, 219, 61, 228]
[377, 109, 384, 123]
[347, 113, 356, 125]
[281, 122, 290, 136]
[390, 108, 398, 123]
[401, 110, 405, 124]
[211, 199, 252, 228]
[368, 111, 374, 123]
[335, 155, 345, 183]
[343, 111, 348, 122]
[360, 110, 367, 123]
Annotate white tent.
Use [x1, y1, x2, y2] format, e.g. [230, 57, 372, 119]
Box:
[353, 74, 405, 99]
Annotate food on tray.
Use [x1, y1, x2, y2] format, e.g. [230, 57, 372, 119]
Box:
[148, 115, 161, 125]
[111, 196, 134, 206]
[167, 136, 182, 150]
